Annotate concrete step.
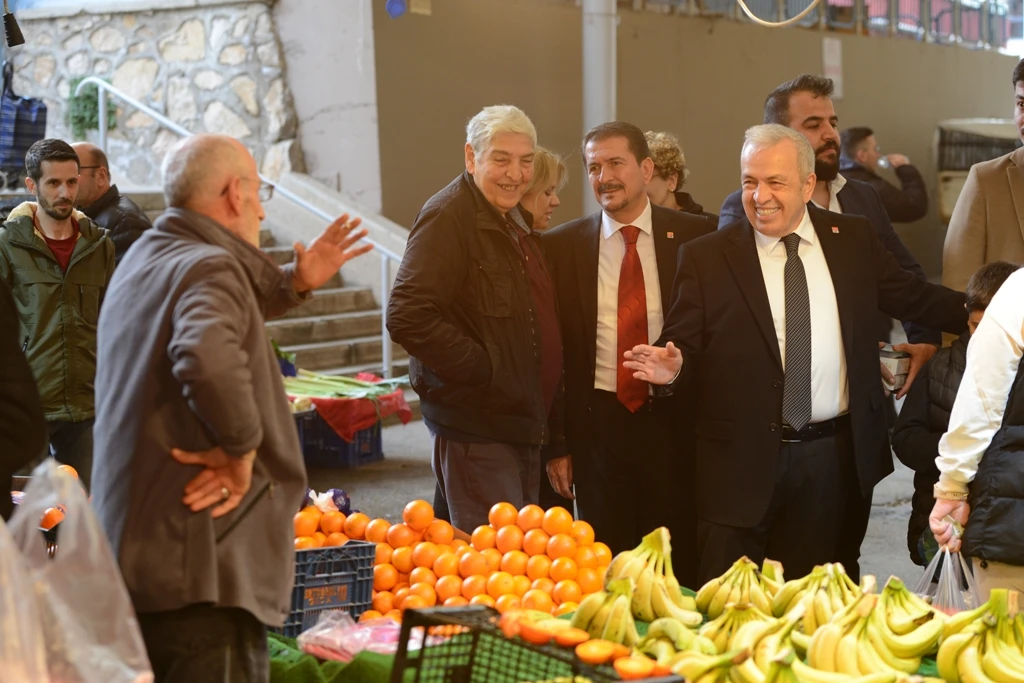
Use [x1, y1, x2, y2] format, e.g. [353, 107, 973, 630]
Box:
[265, 310, 381, 346]
[318, 273, 344, 290]
[280, 335, 398, 371]
[121, 190, 165, 212]
[264, 245, 293, 266]
[283, 286, 376, 319]
[260, 228, 275, 247]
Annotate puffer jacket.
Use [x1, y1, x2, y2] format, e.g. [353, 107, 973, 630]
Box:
[891, 331, 968, 564]
[0, 202, 114, 421]
[82, 184, 152, 264]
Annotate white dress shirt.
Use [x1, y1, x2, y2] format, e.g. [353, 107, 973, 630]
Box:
[811, 173, 847, 213]
[595, 199, 663, 392]
[753, 208, 848, 422]
[936, 270, 1024, 493]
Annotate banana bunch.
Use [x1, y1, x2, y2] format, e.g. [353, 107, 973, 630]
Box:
[669, 648, 752, 683]
[771, 563, 862, 637]
[727, 601, 808, 683]
[936, 588, 1024, 683]
[699, 602, 775, 653]
[569, 577, 640, 647]
[806, 592, 924, 677]
[695, 556, 782, 620]
[604, 526, 702, 626]
[636, 617, 718, 668]
[761, 648, 904, 683]
[876, 577, 945, 657]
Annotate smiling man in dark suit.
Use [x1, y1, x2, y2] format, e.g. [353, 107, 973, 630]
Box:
[719, 74, 940, 580]
[543, 122, 714, 584]
[625, 125, 966, 582]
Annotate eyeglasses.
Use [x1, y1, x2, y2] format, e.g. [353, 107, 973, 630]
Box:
[220, 177, 275, 203]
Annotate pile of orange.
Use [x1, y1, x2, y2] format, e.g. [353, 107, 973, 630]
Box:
[359, 500, 611, 624]
[293, 505, 369, 549]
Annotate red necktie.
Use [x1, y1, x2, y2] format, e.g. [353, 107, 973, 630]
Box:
[617, 225, 648, 412]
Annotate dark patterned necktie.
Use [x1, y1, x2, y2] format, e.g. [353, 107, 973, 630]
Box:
[781, 233, 812, 430]
[617, 225, 648, 412]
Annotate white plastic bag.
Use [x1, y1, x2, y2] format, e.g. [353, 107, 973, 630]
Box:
[9, 460, 153, 683]
[912, 547, 979, 614]
[0, 517, 49, 683]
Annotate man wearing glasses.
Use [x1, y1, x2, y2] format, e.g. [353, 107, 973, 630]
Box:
[71, 142, 154, 264]
[91, 133, 370, 681]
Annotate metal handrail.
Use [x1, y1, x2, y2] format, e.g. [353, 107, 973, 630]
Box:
[73, 76, 401, 377]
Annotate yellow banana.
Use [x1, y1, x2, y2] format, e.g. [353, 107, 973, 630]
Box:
[981, 630, 1024, 683]
[943, 602, 992, 642]
[814, 587, 833, 627]
[862, 619, 921, 673]
[937, 631, 979, 683]
[771, 574, 812, 618]
[834, 627, 863, 675]
[651, 579, 703, 626]
[958, 640, 998, 683]
[600, 594, 630, 644]
[569, 591, 607, 632]
[632, 557, 656, 623]
[873, 608, 941, 658]
[808, 622, 843, 671]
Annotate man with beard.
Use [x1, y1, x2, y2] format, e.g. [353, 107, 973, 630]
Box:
[718, 75, 942, 581]
[0, 139, 114, 489]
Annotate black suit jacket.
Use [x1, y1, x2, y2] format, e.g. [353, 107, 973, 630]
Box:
[660, 206, 966, 528]
[719, 179, 939, 345]
[542, 204, 715, 461]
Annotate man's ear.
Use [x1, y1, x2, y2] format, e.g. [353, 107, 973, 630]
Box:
[24, 177, 35, 195]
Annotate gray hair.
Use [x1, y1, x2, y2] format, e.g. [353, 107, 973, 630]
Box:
[161, 134, 246, 208]
[466, 105, 537, 156]
[742, 124, 815, 182]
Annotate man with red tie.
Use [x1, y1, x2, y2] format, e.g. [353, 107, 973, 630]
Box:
[543, 122, 714, 581]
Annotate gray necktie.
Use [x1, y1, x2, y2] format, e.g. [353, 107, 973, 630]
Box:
[782, 233, 812, 431]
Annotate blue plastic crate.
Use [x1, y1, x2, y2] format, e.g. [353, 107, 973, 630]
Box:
[294, 409, 384, 469]
[273, 540, 375, 638]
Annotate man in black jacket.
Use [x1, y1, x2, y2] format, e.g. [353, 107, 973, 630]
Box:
[72, 142, 152, 264]
[839, 127, 928, 224]
[0, 277, 46, 522]
[387, 105, 564, 532]
[891, 261, 1018, 566]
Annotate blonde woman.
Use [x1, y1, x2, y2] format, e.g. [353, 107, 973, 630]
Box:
[520, 147, 568, 231]
[644, 131, 717, 223]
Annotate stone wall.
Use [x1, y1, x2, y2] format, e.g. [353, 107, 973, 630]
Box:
[9, 0, 303, 187]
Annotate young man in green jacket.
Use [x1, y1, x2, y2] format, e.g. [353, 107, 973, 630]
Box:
[0, 139, 114, 488]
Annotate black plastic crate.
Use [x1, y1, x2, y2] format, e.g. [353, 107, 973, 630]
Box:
[273, 540, 375, 638]
[294, 409, 384, 468]
[391, 605, 684, 683]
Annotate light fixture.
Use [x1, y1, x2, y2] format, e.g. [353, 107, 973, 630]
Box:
[3, 0, 23, 47]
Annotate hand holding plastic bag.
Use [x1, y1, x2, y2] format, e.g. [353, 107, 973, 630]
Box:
[0, 518, 48, 683]
[912, 515, 979, 614]
[8, 460, 153, 683]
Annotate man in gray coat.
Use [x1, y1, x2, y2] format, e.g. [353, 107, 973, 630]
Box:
[90, 133, 371, 682]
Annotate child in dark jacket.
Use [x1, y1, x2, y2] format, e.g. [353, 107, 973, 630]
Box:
[892, 261, 1019, 566]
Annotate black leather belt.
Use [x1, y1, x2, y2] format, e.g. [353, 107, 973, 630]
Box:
[781, 414, 850, 443]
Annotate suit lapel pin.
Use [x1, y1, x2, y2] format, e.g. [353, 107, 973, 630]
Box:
[667, 232, 674, 239]
[832, 226, 839, 233]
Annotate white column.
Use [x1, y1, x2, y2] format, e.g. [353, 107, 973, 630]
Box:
[581, 0, 617, 216]
[274, 0, 383, 212]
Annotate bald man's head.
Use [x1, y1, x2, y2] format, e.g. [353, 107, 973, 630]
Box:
[72, 141, 111, 208]
[162, 134, 265, 245]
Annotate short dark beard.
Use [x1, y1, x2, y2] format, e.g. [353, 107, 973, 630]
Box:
[815, 156, 839, 182]
[37, 194, 74, 221]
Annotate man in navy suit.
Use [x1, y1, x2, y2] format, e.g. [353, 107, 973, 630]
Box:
[718, 75, 942, 581]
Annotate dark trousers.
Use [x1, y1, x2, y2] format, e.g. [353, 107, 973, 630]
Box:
[696, 423, 853, 584]
[138, 604, 268, 683]
[834, 476, 872, 582]
[576, 390, 697, 587]
[433, 468, 570, 523]
[46, 419, 94, 489]
[431, 435, 541, 532]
